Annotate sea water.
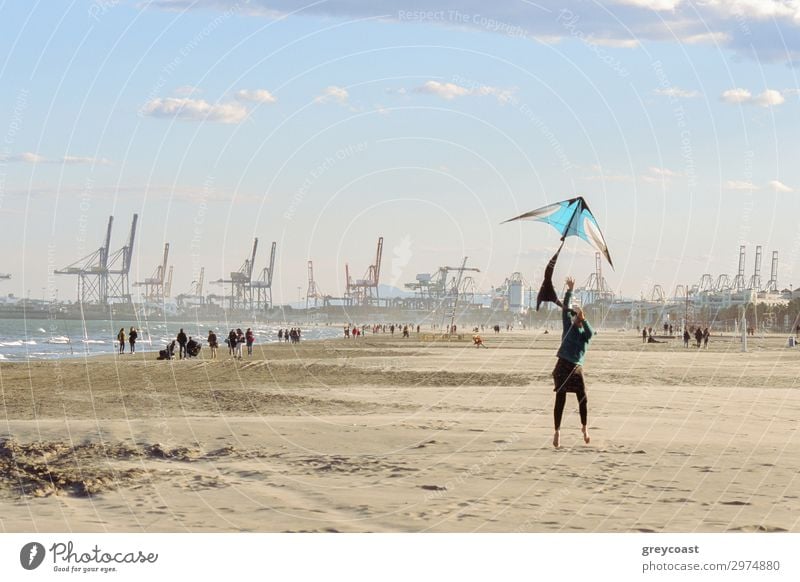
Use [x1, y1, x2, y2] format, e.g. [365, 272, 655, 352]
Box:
[0, 318, 343, 361]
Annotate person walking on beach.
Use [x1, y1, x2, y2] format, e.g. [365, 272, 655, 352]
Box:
[207, 330, 218, 359]
[683, 328, 690, 348]
[117, 328, 126, 354]
[128, 327, 138, 354]
[703, 327, 710, 349]
[235, 328, 244, 358]
[694, 327, 703, 348]
[176, 328, 188, 359]
[552, 276, 592, 448]
[227, 330, 237, 356]
[642, 328, 647, 343]
[245, 328, 255, 356]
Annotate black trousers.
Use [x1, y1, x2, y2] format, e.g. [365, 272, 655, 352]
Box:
[554, 389, 588, 429]
[553, 358, 588, 429]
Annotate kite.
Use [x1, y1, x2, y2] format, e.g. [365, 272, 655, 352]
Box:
[503, 196, 612, 310]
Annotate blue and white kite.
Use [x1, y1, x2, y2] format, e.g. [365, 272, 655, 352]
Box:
[503, 196, 613, 310]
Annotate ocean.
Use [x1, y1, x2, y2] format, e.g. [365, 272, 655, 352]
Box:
[0, 318, 343, 361]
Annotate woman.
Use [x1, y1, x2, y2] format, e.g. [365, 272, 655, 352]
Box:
[128, 327, 138, 354]
[228, 330, 237, 357]
[552, 277, 592, 448]
[117, 328, 126, 354]
[245, 328, 255, 356]
[207, 330, 218, 359]
[235, 328, 245, 359]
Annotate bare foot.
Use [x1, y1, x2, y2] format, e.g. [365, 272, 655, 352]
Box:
[553, 430, 560, 448]
[582, 426, 590, 444]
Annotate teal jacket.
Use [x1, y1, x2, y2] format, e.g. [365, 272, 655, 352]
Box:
[556, 290, 593, 366]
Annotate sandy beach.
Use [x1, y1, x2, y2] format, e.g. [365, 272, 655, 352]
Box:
[1, 330, 798, 533]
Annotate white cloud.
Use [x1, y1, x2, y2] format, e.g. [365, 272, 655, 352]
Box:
[704, 0, 800, 21]
[753, 89, 785, 106]
[721, 88, 785, 107]
[654, 87, 700, 98]
[416, 81, 470, 100]
[315, 85, 349, 104]
[235, 89, 277, 104]
[62, 155, 110, 165]
[585, 36, 640, 48]
[768, 179, 794, 192]
[145, 1, 800, 64]
[16, 152, 46, 163]
[141, 97, 248, 123]
[721, 88, 753, 104]
[680, 31, 731, 44]
[642, 166, 683, 182]
[650, 166, 681, 177]
[724, 180, 757, 190]
[0, 152, 110, 165]
[415, 80, 515, 103]
[614, 0, 683, 9]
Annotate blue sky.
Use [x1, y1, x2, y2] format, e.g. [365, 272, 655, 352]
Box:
[1, 0, 800, 303]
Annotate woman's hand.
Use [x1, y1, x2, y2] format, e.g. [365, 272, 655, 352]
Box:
[566, 276, 575, 291]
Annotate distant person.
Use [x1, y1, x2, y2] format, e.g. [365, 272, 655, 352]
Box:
[186, 336, 200, 358]
[642, 328, 647, 343]
[552, 276, 592, 449]
[158, 340, 176, 360]
[235, 328, 244, 358]
[176, 328, 188, 359]
[683, 328, 690, 348]
[703, 327, 710, 349]
[128, 327, 138, 354]
[245, 328, 255, 356]
[472, 334, 487, 348]
[694, 327, 703, 348]
[117, 328, 126, 354]
[227, 330, 237, 356]
[417, 325, 420, 334]
[207, 330, 218, 359]
[278, 329, 284, 341]
[402, 325, 409, 338]
[668, 324, 673, 336]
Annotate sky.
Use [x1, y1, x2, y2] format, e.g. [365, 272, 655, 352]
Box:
[1, 0, 800, 304]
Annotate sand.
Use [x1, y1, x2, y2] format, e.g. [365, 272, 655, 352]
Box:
[0, 330, 798, 532]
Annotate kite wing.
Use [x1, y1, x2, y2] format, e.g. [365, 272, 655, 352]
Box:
[503, 196, 613, 268]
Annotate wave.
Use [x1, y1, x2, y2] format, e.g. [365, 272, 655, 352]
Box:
[45, 336, 71, 344]
[81, 339, 105, 344]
